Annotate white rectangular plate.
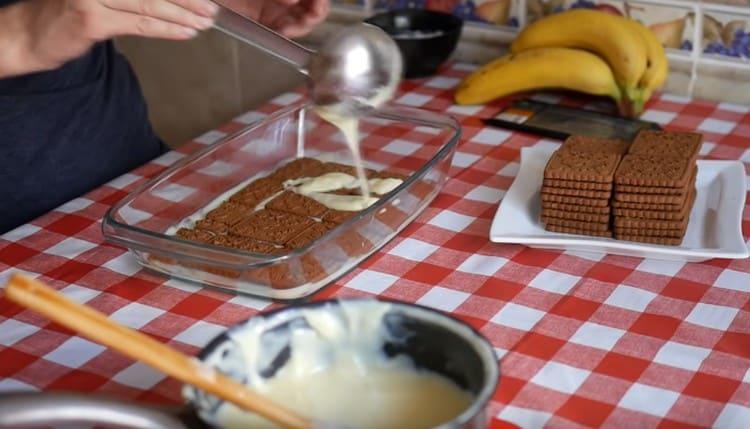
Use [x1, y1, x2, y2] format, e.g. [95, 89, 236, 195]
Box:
[490, 146, 749, 262]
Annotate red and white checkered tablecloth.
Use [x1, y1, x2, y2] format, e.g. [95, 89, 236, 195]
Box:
[1, 63, 750, 428]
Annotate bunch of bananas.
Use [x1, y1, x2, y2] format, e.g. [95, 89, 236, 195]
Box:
[454, 9, 668, 117]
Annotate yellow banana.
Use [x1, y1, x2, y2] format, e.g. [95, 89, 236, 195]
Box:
[455, 47, 622, 105]
[510, 9, 648, 93]
[627, 19, 668, 91]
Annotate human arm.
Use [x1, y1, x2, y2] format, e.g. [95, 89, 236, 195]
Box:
[221, 0, 330, 38]
[0, 0, 219, 79]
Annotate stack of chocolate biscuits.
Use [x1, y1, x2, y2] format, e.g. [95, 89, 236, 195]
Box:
[612, 131, 700, 245]
[540, 136, 631, 238]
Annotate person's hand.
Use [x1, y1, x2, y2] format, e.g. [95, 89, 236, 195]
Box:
[220, 0, 330, 38]
[2, 0, 219, 77]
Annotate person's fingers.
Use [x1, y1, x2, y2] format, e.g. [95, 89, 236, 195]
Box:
[275, 0, 329, 38]
[170, 0, 219, 16]
[101, 0, 215, 30]
[102, 7, 199, 39]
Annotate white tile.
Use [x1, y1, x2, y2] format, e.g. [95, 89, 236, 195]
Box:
[641, 110, 677, 125]
[618, 383, 680, 417]
[698, 118, 736, 134]
[715, 404, 750, 429]
[389, 238, 439, 262]
[198, 160, 237, 177]
[653, 341, 712, 371]
[685, 303, 739, 331]
[382, 139, 421, 156]
[0, 319, 39, 346]
[530, 361, 590, 394]
[457, 254, 508, 276]
[491, 303, 546, 331]
[102, 253, 142, 276]
[396, 93, 431, 107]
[347, 270, 399, 293]
[661, 94, 691, 104]
[564, 250, 606, 262]
[194, 130, 227, 145]
[113, 362, 167, 389]
[45, 238, 96, 259]
[2, 224, 41, 241]
[569, 322, 627, 351]
[636, 259, 685, 277]
[465, 185, 504, 203]
[44, 337, 106, 368]
[447, 105, 484, 116]
[529, 269, 580, 295]
[425, 76, 460, 89]
[533, 140, 562, 152]
[700, 142, 716, 157]
[0, 378, 37, 393]
[428, 210, 475, 232]
[498, 162, 520, 177]
[271, 92, 302, 105]
[718, 102, 750, 113]
[0, 269, 38, 290]
[107, 173, 141, 189]
[151, 151, 184, 167]
[494, 347, 509, 360]
[174, 321, 226, 347]
[417, 287, 470, 312]
[497, 405, 552, 429]
[152, 183, 195, 202]
[605, 285, 657, 312]
[118, 206, 151, 225]
[228, 294, 272, 311]
[163, 277, 202, 293]
[472, 128, 511, 145]
[453, 63, 478, 71]
[451, 152, 480, 168]
[415, 125, 441, 135]
[61, 284, 99, 304]
[109, 303, 163, 329]
[55, 198, 93, 214]
[715, 269, 750, 292]
[235, 111, 267, 124]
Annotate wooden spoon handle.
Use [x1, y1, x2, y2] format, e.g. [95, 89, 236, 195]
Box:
[4, 274, 311, 429]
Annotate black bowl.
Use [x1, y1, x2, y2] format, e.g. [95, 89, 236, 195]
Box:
[365, 9, 463, 79]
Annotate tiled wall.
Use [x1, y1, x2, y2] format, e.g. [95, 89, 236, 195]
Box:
[337, 0, 750, 70]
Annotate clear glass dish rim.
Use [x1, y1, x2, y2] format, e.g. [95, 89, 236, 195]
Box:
[102, 100, 461, 270]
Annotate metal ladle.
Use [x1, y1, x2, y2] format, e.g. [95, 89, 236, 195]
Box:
[213, 4, 403, 116]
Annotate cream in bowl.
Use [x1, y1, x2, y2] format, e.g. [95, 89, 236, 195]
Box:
[184, 299, 499, 429]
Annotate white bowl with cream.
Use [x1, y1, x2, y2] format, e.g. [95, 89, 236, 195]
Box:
[185, 299, 499, 429]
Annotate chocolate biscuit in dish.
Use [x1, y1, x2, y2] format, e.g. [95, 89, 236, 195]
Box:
[172, 157, 406, 255]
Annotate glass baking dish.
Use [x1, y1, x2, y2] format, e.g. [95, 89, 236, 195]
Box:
[103, 100, 460, 300]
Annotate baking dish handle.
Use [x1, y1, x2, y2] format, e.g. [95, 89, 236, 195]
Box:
[0, 392, 188, 429]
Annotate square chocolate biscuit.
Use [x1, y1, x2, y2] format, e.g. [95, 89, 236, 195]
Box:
[266, 191, 328, 218]
[286, 222, 334, 249]
[211, 235, 284, 254]
[544, 150, 621, 183]
[269, 158, 326, 181]
[231, 209, 314, 244]
[629, 130, 701, 160]
[614, 154, 694, 188]
[562, 135, 631, 155]
[229, 177, 283, 207]
[545, 224, 613, 238]
[204, 202, 250, 226]
[175, 228, 215, 243]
